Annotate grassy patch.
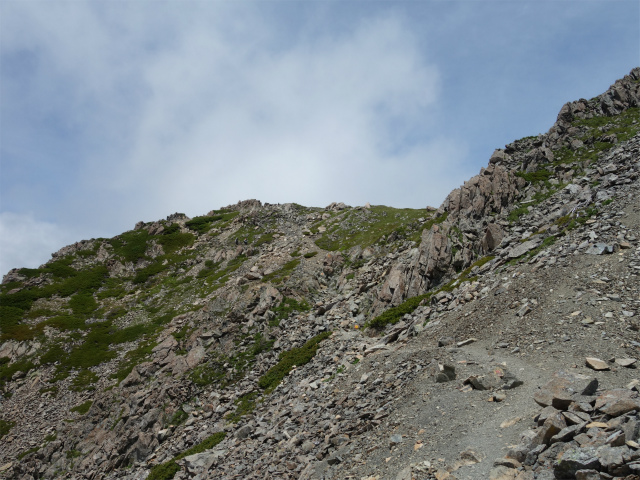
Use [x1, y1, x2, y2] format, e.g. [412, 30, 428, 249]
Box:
[17, 446, 40, 460]
[516, 169, 553, 183]
[186, 212, 239, 234]
[0, 359, 36, 389]
[111, 338, 158, 384]
[254, 233, 275, 247]
[225, 391, 260, 423]
[203, 255, 247, 285]
[367, 255, 494, 330]
[70, 369, 99, 392]
[70, 400, 93, 415]
[0, 419, 15, 438]
[303, 251, 318, 258]
[314, 206, 429, 251]
[270, 297, 310, 325]
[169, 408, 188, 426]
[109, 230, 151, 263]
[508, 205, 531, 223]
[262, 259, 300, 284]
[258, 331, 331, 394]
[147, 432, 226, 480]
[158, 232, 195, 254]
[133, 262, 167, 284]
[366, 294, 431, 330]
[69, 293, 98, 317]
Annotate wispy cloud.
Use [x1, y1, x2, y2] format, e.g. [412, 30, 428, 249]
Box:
[0, 212, 81, 275]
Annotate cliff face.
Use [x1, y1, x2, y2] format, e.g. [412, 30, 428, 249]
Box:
[0, 68, 639, 480]
[374, 68, 640, 310]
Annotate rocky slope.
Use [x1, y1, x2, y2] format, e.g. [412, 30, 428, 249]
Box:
[1, 68, 639, 480]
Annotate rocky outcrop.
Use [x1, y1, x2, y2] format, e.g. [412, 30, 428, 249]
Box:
[443, 163, 526, 224]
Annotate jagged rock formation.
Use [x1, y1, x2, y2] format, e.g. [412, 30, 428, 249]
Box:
[0, 68, 639, 480]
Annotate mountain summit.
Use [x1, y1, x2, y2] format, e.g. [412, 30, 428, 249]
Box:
[1, 68, 640, 480]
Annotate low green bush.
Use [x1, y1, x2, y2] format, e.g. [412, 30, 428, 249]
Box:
[0, 419, 15, 438]
[70, 400, 92, 415]
[225, 392, 259, 423]
[258, 331, 331, 394]
[69, 293, 98, 317]
[158, 232, 195, 254]
[147, 432, 226, 480]
[133, 262, 166, 284]
[366, 294, 430, 330]
[262, 259, 300, 284]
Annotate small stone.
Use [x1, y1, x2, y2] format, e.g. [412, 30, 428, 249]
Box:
[389, 434, 404, 445]
[615, 358, 637, 368]
[235, 425, 253, 440]
[493, 392, 507, 402]
[457, 338, 477, 347]
[585, 357, 610, 371]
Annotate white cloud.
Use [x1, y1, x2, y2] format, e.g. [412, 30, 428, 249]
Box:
[115, 13, 466, 216]
[0, 212, 81, 276]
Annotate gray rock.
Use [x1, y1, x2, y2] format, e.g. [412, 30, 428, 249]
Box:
[586, 243, 615, 255]
[554, 447, 600, 479]
[235, 425, 253, 440]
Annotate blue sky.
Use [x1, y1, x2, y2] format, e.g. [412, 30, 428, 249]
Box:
[1, 1, 638, 275]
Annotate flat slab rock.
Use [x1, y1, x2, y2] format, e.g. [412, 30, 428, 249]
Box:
[534, 371, 598, 409]
[585, 357, 610, 371]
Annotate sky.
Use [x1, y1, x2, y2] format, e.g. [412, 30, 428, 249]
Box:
[1, 1, 638, 275]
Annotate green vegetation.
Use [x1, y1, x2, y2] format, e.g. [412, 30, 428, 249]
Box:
[70, 400, 93, 415]
[157, 231, 195, 254]
[262, 259, 300, 284]
[271, 297, 310, 325]
[0, 418, 15, 438]
[109, 230, 151, 263]
[303, 251, 318, 258]
[66, 449, 82, 459]
[315, 206, 431, 251]
[366, 294, 431, 330]
[254, 233, 275, 247]
[199, 255, 247, 286]
[133, 262, 166, 284]
[185, 211, 239, 234]
[18, 446, 40, 460]
[69, 293, 98, 317]
[147, 432, 226, 480]
[508, 204, 531, 223]
[0, 359, 36, 389]
[169, 408, 188, 426]
[112, 338, 158, 383]
[70, 369, 99, 391]
[258, 331, 332, 394]
[225, 391, 260, 423]
[0, 264, 108, 341]
[189, 356, 227, 387]
[189, 333, 274, 389]
[516, 169, 553, 183]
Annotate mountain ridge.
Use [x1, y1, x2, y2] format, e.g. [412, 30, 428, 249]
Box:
[1, 68, 640, 480]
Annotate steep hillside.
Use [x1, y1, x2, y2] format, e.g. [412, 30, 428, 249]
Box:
[1, 68, 639, 480]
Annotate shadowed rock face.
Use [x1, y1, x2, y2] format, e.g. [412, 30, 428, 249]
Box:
[2, 68, 640, 480]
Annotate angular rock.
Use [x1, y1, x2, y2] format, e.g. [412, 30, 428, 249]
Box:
[554, 447, 600, 479]
[534, 371, 598, 408]
[585, 357, 610, 371]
